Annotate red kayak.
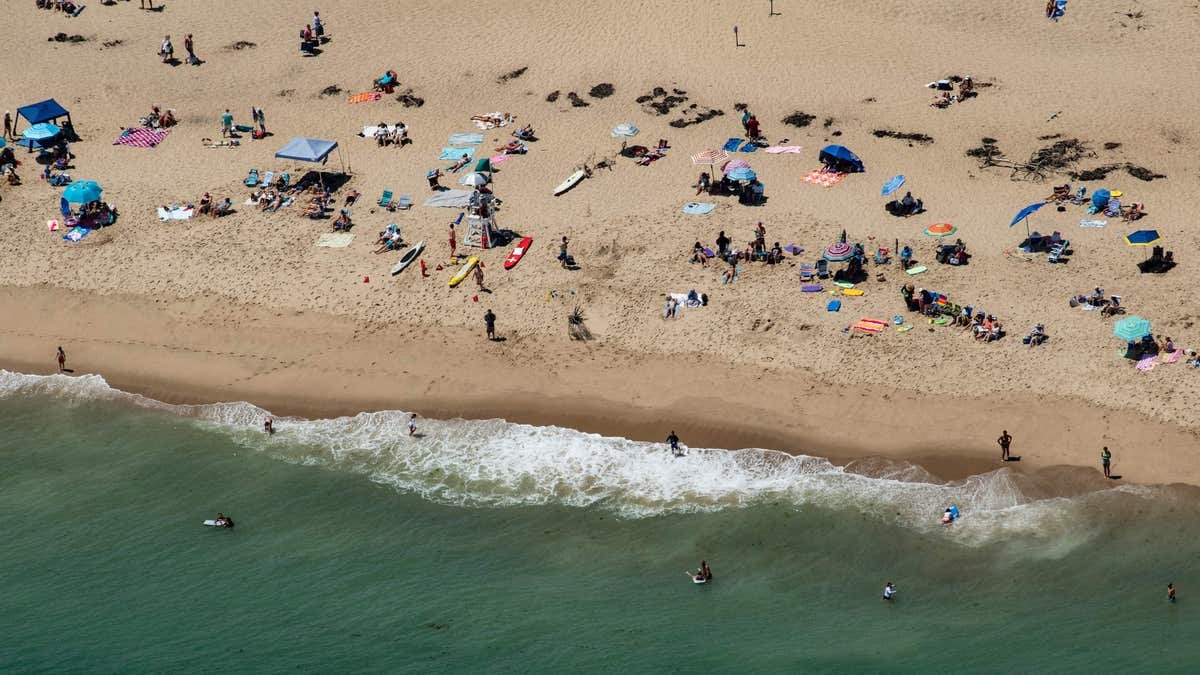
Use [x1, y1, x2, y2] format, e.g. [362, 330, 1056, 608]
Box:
[504, 236, 533, 270]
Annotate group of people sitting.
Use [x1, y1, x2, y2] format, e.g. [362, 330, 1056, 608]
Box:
[35, 0, 80, 13]
[70, 200, 118, 228]
[1070, 287, 1125, 317]
[1124, 333, 1180, 362]
[885, 191, 924, 217]
[1048, 183, 1146, 221]
[372, 121, 409, 147]
[936, 239, 970, 266]
[373, 223, 403, 253]
[902, 284, 1006, 342]
[929, 76, 974, 108]
[197, 192, 234, 217]
[248, 188, 289, 212]
[494, 138, 528, 156]
[513, 124, 536, 142]
[0, 147, 20, 185]
[141, 105, 177, 129]
[694, 171, 765, 204]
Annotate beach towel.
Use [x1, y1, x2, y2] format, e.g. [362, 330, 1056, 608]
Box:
[63, 226, 91, 242]
[490, 154, 511, 165]
[739, 141, 758, 153]
[827, 300, 841, 312]
[423, 190, 474, 208]
[852, 318, 887, 334]
[784, 245, 804, 255]
[1136, 355, 1157, 372]
[448, 132, 484, 145]
[1079, 219, 1107, 228]
[722, 138, 742, 152]
[361, 125, 398, 138]
[1164, 349, 1184, 364]
[347, 92, 382, 104]
[316, 233, 355, 248]
[114, 128, 170, 148]
[439, 146, 477, 161]
[764, 146, 804, 154]
[803, 168, 847, 187]
[682, 202, 716, 215]
[156, 206, 194, 221]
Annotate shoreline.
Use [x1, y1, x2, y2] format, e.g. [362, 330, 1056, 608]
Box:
[3, 285, 1197, 486]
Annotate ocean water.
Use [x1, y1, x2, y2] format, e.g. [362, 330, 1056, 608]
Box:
[2, 371, 1199, 673]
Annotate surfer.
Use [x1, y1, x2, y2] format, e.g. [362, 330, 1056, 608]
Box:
[667, 430, 681, 456]
[408, 413, 417, 436]
[998, 430, 1012, 461]
[701, 560, 712, 581]
[883, 582, 896, 602]
[942, 506, 959, 524]
[1168, 583, 1177, 603]
[264, 417, 274, 435]
[214, 512, 234, 528]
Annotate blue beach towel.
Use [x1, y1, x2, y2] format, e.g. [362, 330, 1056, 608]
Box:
[723, 138, 742, 152]
[63, 226, 91, 242]
[448, 133, 484, 145]
[827, 300, 841, 312]
[739, 141, 758, 153]
[439, 146, 477, 161]
[682, 202, 716, 215]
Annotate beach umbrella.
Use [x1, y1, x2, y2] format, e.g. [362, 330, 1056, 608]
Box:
[924, 223, 957, 238]
[818, 145, 864, 173]
[1010, 201, 1046, 237]
[611, 123, 639, 137]
[823, 242, 854, 262]
[882, 175, 905, 197]
[23, 122, 60, 141]
[1113, 316, 1152, 343]
[460, 172, 490, 187]
[722, 158, 751, 172]
[690, 148, 728, 166]
[1091, 189, 1111, 211]
[62, 180, 102, 203]
[725, 166, 756, 182]
[1124, 229, 1161, 247]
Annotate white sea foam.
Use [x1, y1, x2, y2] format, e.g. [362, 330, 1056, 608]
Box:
[0, 370, 1158, 550]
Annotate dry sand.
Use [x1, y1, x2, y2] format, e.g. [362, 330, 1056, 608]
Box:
[2, 1, 1199, 483]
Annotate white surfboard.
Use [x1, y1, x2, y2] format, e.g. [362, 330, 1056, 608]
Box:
[553, 169, 586, 196]
[203, 519, 219, 527]
[391, 240, 424, 275]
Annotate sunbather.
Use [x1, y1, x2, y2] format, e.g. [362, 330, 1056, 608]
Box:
[691, 242, 708, 266]
[197, 192, 213, 216]
[1123, 202, 1145, 221]
[344, 190, 360, 207]
[514, 124, 535, 141]
[722, 263, 737, 284]
[1048, 184, 1071, 201]
[1027, 324, 1046, 347]
[374, 230, 403, 254]
[391, 122, 408, 145]
[333, 209, 352, 232]
[212, 197, 232, 217]
[374, 121, 390, 146]
[448, 154, 471, 171]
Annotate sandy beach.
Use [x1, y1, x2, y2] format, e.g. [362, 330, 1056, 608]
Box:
[4, 0, 1200, 484]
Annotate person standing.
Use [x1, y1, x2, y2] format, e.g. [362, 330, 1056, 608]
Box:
[254, 107, 266, 134]
[473, 262, 485, 290]
[716, 230, 731, 258]
[56, 346, 66, 373]
[448, 222, 457, 260]
[1168, 583, 1176, 604]
[312, 10, 324, 39]
[3, 111, 12, 141]
[558, 236, 570, 268]
[667, 430, 680, 456]
[998, 430, 1012, 461]
[1101, 446, 1112, 479]
[264, 418, 274, 435]
[184, 34, 200, 65]
[160, 35, 173, 63]
[220, 109, 233, 138]
[484, 309, 496, 341]
[408, 414, 417, 437]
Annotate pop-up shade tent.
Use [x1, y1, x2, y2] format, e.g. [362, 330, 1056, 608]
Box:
[819, 145, 864, 173]
[275, 136, 339, 163]
[17, 99, 71, 129]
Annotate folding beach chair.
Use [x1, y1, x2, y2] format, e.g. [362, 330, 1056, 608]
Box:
[257, 171, 274, 189]
[243, 168, 259, 187]
[395, 194, 412, 210]
[799, 264, 815, 282]
[378, 189, 393, 207]
[816, 259, 830, 278]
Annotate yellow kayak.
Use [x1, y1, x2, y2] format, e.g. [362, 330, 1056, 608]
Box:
[449, 256, 478, 287]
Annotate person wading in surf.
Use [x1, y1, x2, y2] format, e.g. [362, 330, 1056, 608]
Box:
[667, 430, 681, 456]
[998, 430, 1012, 461]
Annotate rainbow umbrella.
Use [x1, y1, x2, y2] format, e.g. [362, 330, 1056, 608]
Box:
[823, 242, 854, 262]
[924, 223, 957, 238]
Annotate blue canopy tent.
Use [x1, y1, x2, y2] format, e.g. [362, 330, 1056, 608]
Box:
[275, 136, 346, 185]
[17, 99, 72, 134]
[1010, 201, 1046, 237]
[819, 145, 864, 173]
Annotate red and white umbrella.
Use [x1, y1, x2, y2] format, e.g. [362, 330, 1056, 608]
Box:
[691, 148, 729, 166]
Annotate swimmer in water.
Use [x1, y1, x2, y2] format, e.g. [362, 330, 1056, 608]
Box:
[264, 418, 274, 435]
[1168, 583, 1176, 603]
[883, 582, 896, 601]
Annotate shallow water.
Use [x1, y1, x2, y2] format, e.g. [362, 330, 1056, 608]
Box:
[2, 371, 1198, 672]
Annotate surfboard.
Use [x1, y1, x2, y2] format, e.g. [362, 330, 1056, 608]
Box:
[203, 520, 231, 528]
[834, 281, 855, 288]
[906, 265, 928, 275]
[390, 240, 424, 275]
[842, 288, 864, 296]
[504, 237, 532, 270]
[448, 256, 478, 287]
[553, 169, 586, 196]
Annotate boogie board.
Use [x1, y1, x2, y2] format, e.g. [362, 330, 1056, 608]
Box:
[553, 169, 586, 196]
[905, 265, 928, 276]
[448, 256, 478, 287]
[202, 520, 231, 528]
[801, 284, 823, 292]
[842, 288, 864, 296]
[504, 237, 533, 270]
[834, 281, 855, 288]
[390, 240, 424, 275]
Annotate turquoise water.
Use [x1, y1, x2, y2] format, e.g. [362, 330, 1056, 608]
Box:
[2, 372, 1199, 673]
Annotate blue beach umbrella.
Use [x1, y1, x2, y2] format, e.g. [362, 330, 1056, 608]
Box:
[1091, 189, 1111, 210]
[725, 166, 756, 182]
[1124, 229, 1161, 246]
[1113, 316, 1151, 343]
[62, 180, 103, 204]
[882, 175, 905, 196]
[23, 122, 60, 141]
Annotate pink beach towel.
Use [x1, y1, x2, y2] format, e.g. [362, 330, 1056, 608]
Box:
[803, 168, 847, 187]
[490, 154, 511, 165]
[1163, 349, 1184, 364]
[764, 145, 803, 154]
[113, 128, 170, 148]
[1136, 355, 1157, 372]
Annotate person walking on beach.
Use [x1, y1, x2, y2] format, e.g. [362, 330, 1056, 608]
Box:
[484, 309, 496, 341]
[184, 34, 200, 65]
[667, 430, 681, 456]
[559, 236, 570, 268]
[56, 346, 66, 373]
[159, 35, 174, 63]
[252, 107, 266, 135]
[408, 414, 417, 436]
[1101, 446, 1112, 478]
[220, 109, 233, 138]
[1168, 583, 1177, 604]
[998, 430, 1012, 461]
[141, 0, 154, 9]
[312, 10, 325, 39]
[473, 262, 486, 291]
[448, 222, 457, 260]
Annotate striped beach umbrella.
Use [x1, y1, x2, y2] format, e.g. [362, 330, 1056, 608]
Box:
[722, 158, 751, 172]
[924, 223, 957, 238]
[691, 148, 729, 166]
[823, 242, 854, 262]
[882, 174, 905, 197]
[725, 166, 756, 182]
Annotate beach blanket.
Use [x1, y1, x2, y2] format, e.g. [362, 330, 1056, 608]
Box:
[852, 318, 887, 334]
[448, 132, 484, 145]
[722, 138, 742, 152]
[316, 233, 355, 248]
[1136, 355, 1157, 372]
[490, 154, 512, 166]
[63, 226, 91, 242]
[764, 145, 804, 154]
[347, 92, 382, 104]
[439, 146, 477, 161]
[472, 113, 513, 130]
[1164, 349, 1184, 364]
[361, 125, 402, 138]
[114, 127, 170, 148]
[784, 245, 804, 255]
[423, 190, 474, 208]
[682, 202, 715, 215]
[803, 168, 847, 187]
[156, 205, 194, 221]
[739, 142, 758, 153]
[1079, 219, 1107, 228]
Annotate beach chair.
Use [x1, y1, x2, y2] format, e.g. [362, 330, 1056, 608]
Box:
[395, 194, 412, 210]
[1048, 239, 1068, 263]
[874, 248, 890, 265]
[816, 259, 830, 279]
[257, 171, 275, 189]
[243, 168, 259, 187]
[378, 189, 393, 207]
[277, 173, 291, 190]
[799, 263, 815, 282]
